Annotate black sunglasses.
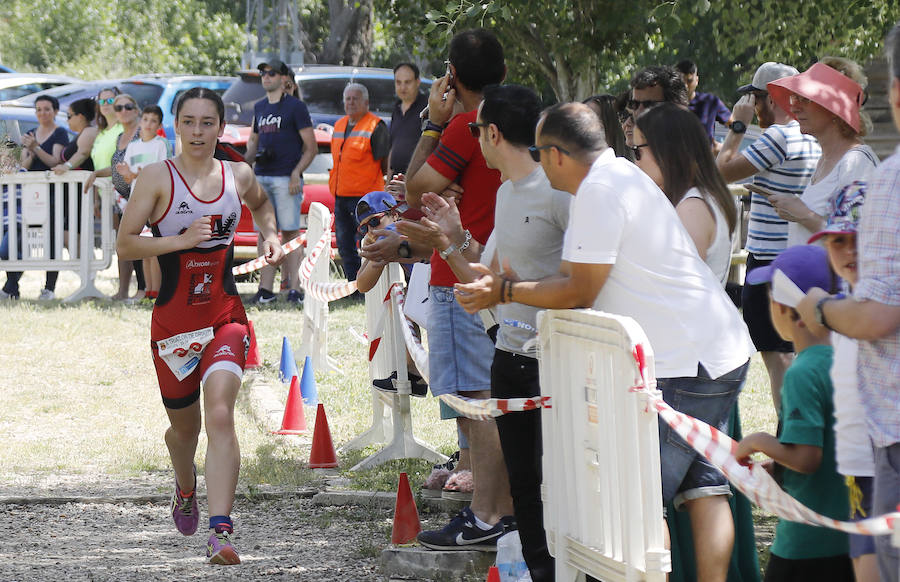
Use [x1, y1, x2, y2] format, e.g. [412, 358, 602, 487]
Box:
[357, 213, 386, 235]
[528, 144, 571, 162]
[114, 103, 136, 112]
[467, 121, 490, 139]
[261, 70, 280, 77]
[627, 99, 662, 112]
[630, 143, 650, 161]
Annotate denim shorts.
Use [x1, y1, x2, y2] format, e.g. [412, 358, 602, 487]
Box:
[427, 286, 493, 411]
[658, 360, 749, 508]
[257, 175, 302, 231]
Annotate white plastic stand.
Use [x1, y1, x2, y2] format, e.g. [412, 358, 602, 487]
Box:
[298, 201, 340, 374]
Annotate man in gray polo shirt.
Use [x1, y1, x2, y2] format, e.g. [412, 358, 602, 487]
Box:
[409, 84, 568, 580]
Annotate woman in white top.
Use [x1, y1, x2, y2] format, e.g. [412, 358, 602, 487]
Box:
[633, 102, 737, 285]
[766, 57, 878, 247]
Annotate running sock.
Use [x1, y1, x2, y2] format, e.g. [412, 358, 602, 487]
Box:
[472, 513, 494, 531]
[210, 515, 233, 533]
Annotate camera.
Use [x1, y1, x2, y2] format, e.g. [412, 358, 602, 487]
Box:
[255, 148, 275, 165]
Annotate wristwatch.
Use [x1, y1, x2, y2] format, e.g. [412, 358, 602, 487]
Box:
[421, 119, 445, 134]
[439, 242, 457, 260]
[814, 294, 844, 330]
[729, 120, 747, 134]
[397, 241, 412, 259]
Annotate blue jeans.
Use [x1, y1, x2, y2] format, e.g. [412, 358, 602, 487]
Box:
[658, 361, 749, 507]
[334, 195, 361, 281]
[874, 443, 900, 582]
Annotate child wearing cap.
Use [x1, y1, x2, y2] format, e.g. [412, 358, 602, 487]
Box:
[807, 182, 878, 582]
[736, 245, 853, 581]
[355, 190, 428, 397]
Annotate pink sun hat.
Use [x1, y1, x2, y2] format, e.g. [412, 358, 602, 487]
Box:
[767, 62, 865, 133]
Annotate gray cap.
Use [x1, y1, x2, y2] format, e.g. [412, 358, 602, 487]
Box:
[738, 62, 799, 94]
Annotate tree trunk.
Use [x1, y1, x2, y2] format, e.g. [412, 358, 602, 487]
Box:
[321, 0, 374, 66]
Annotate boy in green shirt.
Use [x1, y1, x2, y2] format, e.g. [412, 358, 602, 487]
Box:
[737, 244, 853, 581]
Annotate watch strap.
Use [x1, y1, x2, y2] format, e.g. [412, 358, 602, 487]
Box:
[439, 242, 458, 260]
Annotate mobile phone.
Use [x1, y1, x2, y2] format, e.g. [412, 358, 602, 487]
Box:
[442, 64, 454, 101]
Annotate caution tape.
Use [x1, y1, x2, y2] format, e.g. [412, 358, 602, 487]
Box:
[438, 393, 551, 421]
[231, 233, 307, 276]
[289, 228, 356, 302]
[298, 229, 332, 285]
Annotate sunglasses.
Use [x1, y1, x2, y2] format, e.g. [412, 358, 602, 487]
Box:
[617, 110, 633, 124]
[528, 144, 570, 163]
[357, 213, 386, 235]
[467, 121, 490, 139]
[788, 94, 812, 106]
[114, 103, 137, 112]
[627, 99, 662, 112]
[98, 98, 116, 105]
[261, 70, 280, 77]
[630, 143, 650, 161]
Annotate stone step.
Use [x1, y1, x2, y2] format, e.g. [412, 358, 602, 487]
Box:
[382, 547, 496, 582]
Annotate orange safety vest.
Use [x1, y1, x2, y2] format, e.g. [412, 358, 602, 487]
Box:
[329, 112, 385, 198]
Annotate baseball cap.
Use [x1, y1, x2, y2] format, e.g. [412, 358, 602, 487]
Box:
[808, 181, 867, 243]
[768, 62, 865, 133]
[737, 62, 799, 94]
[356, 191, 398, 223]
[257, 58, 291, 76]
[746, 245, 833, 307]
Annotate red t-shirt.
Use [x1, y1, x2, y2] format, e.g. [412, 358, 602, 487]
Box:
[425, 110, 501, 286]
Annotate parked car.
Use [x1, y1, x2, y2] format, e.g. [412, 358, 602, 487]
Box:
[1, 80, 128, 110]
[0, 65, 16, 73]
[0, 73, 81, 102]
[222, 65, 432, 128]
[222, 128, 337, 264]
[0, 104, 73, 147]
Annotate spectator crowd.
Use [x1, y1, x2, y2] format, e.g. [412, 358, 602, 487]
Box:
[1, 20, 899, 582]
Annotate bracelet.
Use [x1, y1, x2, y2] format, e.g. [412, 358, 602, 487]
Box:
[424, 121, 445, 134]
[508, 280, 514, 303]
[458, 229, 472, 253]
[422, 130, 441, 140]
[500, 278, 510, 304]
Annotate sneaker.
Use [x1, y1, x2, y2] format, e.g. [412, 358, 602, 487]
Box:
[248, 288, 277, 305]
[285, 289, 304, 305]
[417, 507, 505, 551]
[171, 465, 198, 536]
[207, 527, 240, 565]
[373, 371, 428, 397]
[38, 289, 55, 300]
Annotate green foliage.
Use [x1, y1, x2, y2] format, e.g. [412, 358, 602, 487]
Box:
[0, 0, 244, 78]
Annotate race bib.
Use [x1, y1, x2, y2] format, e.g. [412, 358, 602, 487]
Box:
[156, 327, 215, 381]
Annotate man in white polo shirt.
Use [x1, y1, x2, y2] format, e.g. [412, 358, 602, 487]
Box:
[456, 102, 755, 582]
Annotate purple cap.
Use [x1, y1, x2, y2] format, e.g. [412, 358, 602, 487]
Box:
[746, 245, 833, 306]
[808, 181, 866, 243]
[355, 191, 397, 223]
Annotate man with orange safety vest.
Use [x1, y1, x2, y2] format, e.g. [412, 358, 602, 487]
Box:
[329, 83, 390, 282]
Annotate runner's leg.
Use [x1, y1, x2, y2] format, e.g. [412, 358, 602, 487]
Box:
[203, 369, 241, 518]
[164, 401, 201, 494]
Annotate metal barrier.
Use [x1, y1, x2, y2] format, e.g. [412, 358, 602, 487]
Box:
[0, 171, 114, 301]
[538, 309, 670, 582]
[341, 266, 446, 470]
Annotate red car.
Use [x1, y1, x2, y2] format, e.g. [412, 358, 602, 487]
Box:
[217, 126, 337, 264]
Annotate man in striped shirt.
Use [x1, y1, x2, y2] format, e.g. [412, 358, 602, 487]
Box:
[717, 61, 821, 415]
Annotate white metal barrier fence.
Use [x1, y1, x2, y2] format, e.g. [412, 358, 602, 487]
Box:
[0, 171, 114, 301]
[538, 309, 670, 582]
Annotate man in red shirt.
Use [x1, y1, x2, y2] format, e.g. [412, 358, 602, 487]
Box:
[392, 28, 514, 551]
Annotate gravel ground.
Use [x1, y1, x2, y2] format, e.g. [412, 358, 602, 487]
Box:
[0, 490, 395, 581]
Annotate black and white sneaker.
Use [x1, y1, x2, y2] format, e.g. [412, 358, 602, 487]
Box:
[248, 288, 277, 305]
[417, 507, 505, 551]
[373, 371, 428, 397]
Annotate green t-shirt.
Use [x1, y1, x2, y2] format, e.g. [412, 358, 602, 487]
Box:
[91, 123, 124, 170]
[771, 344, 850, 560]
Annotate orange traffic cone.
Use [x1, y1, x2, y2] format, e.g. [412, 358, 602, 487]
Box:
[486, 566, 501, 582]
[308, 403, 338, 468]
[245, 320, 261, 369]
[272, 376, 307, 435]
[391, 472, 421, 544]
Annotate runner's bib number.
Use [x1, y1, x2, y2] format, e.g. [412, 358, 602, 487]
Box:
[156, 327, 215, 381]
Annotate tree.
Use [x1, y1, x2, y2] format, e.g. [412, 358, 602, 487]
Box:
[321, 0, 376, 66]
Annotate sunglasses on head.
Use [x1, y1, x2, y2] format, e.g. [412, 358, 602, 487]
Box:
[467, 121, 490, 139]
[528, 144, 570, 163]
[630, 143, 650, 161]
[114, 103, 136, 112]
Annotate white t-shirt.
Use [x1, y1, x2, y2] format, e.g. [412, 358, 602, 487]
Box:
[830, 332, 875, 477]
[562, 149, 754, 379]
[787, 145, 878, 247]
[680, 187, 732, 286]
[123, 136, 172, 193]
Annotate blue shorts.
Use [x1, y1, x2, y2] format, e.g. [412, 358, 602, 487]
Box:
[848, 475, 876, 558]
[257, 175, 302, 231]
[658, 361, 749, 508]
[427, 286, 493, 417]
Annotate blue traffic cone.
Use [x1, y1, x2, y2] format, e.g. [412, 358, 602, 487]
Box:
[279, 336, 299, 383]
[300, 355, 318, 405]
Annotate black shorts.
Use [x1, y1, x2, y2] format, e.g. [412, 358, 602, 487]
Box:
[764, 552, 853, 582]
[741, 253, 793, 353]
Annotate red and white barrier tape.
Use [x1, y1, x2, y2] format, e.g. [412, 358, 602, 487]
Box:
[298, 229, 332, 284]
[438, 393, 551, 421]
[231, 233, 307, 276]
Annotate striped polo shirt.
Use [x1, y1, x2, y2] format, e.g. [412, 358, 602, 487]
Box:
[741, 121, 821, 259]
